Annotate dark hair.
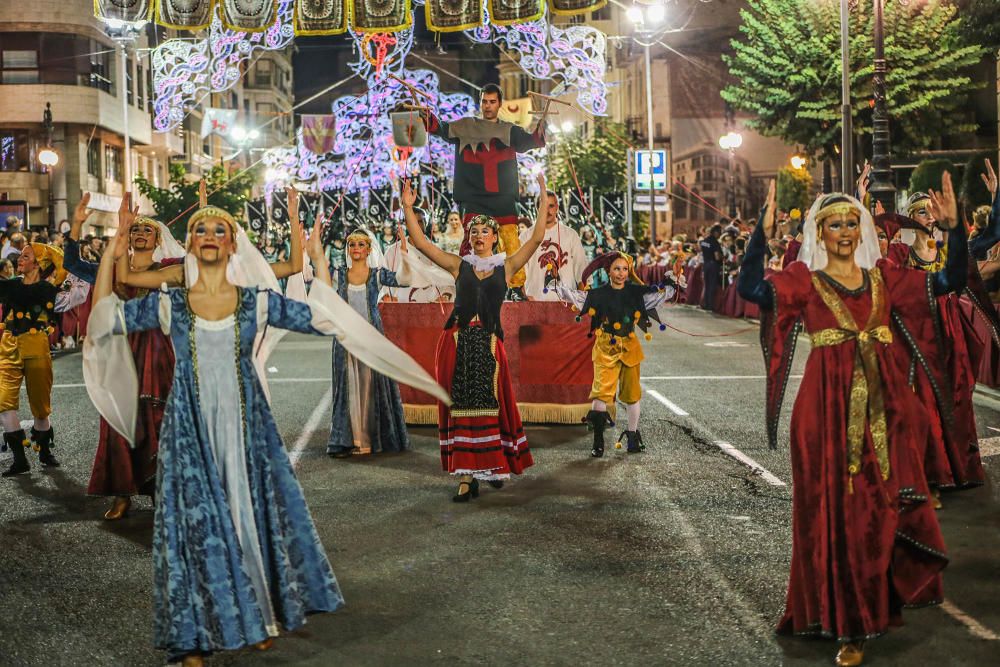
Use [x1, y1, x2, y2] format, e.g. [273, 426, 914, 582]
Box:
[480, 83, 503, 103]
[545, 189, 557, 199]
[709, 224, 723, 236]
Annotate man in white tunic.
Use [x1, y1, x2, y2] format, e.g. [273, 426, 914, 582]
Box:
[519, 190, 587, 301]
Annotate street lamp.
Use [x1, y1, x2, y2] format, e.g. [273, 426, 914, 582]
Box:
[101, 18, 146, 191]
[868, 0, 896, 212]
[790, 154, 807, 171]
[628, 1, 670, 242]
[719, 119, 742, 219]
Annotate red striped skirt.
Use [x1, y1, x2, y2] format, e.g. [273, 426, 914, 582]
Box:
[436, 325, 532, 479]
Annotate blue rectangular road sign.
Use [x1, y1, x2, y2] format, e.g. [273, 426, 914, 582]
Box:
[635, 150, 667, 190]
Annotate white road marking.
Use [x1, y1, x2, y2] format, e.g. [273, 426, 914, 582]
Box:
[713, 441, 786, 487]
[646, 389, 688, 416]
[641, 375, 803, 381]
[642, 385, 787, 487]
[940, 599, 1000, 640]
[977, 437, 1000, 458]
[703, 342, 749, 348]
[288, 388, 333, 468]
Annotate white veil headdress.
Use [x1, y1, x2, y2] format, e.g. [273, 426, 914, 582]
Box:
[139, 217, 186, 263]
[798, 193, 882, 272]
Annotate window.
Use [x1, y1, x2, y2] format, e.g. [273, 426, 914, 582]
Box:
[87, 141, 100, 177]
[136, 62, 144, 110]
[2, 49, 39, 84]
[592, 5, 611, 20]
[0, 130, 36, 172]
[90, 44, 113, 93]
[126, 57, 134, 105]
[104, 144, 122, 182]
[255, 60, 272, 87]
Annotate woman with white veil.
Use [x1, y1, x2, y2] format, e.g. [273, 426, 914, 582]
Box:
[737, 179, 964, 666]
[83, 195, 448, 666]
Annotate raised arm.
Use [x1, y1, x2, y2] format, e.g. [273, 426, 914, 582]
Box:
[269, 186, 304, 280]
[94, 198, 134, 302]
[970, 159, 999, 260]
[69, 192, 91, 242]
[401, 179, 461, 276]
[506, 173, 549, 276]
[737, 181, 776, 309]
[928, 173, 968, 296]
[305, 217, 332, 288]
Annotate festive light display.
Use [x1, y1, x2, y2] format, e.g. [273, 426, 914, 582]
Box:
[466, 5, 607, 116]
[151, 0, 295, 132]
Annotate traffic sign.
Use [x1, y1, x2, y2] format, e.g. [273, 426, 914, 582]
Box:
[633, 196, 669, 212]
[635, 149, 667, 190]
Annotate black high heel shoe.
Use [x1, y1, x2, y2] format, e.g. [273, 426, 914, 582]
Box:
[452, 479, 480, 502]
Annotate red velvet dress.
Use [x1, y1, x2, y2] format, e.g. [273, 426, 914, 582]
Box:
[886, 243, 985, 488]
[87, 272, 177, 498]
[764, 262, 947, 642]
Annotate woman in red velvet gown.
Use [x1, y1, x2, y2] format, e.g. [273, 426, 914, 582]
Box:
[738, 181, 959, 666]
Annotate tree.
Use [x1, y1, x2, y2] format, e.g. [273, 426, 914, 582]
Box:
[776, 166, 813, 214]
[134, 163, 255, 241]
[908, 158, 957, 194]
[546, 120, 630, 195]
[955, 0, 1000, 53]
[722, 0, 985, 162]
[960, 151, 994, 209]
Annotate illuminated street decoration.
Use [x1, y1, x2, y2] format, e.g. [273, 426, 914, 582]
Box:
[151, 0, 295, 132]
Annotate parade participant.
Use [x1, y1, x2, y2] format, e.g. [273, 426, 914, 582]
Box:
[1, 243, 88, 476]
[738, 181, 958, 666]
[420, 83, 546, 300]
[401, 173, 547, 501]
[327, 226, 449, 456]
[440, 210, 465, 255]
[556, 252, 672, 457]
[699, 224, 723, 309]
[519, 190, 587, 301]
[580, 224, 600, 261]
[881, 185, 993, 500]
[63, 193, 185, 520]
[85, 195, 448, 666]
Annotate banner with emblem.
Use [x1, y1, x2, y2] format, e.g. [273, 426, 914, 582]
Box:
[301, 115, 337, 154]
[548, 0, 607, 17]
[155, 0, 214, 29]
[219, 0, 280, 32]
[95, 0, 153, 23]
[352, 0, 412, 33]
[488, 0, 543, 26]
[425, 0, 483, 32]
[294, 0, 349, 35]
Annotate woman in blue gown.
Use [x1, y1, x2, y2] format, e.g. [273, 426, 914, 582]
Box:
[85, 196, 448, 665]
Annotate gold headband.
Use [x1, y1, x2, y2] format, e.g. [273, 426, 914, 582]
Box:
[468, 214, 500, 232]
[346, 230, 372, 245]
[907, 198, 931, 215]
[187, 206, 238, 235]
[815, 202, 861, 226]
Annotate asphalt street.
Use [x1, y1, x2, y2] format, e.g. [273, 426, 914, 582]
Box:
[0, 305, 997, 666]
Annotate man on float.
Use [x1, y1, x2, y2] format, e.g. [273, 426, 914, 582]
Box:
[520, 189, 587, 300]
[421, 83, 546, 300]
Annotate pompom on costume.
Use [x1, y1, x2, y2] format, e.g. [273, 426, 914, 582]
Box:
[556, 251, 674, 456]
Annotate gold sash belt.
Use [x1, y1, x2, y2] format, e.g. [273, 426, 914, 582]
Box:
[810, 270, 892, 488]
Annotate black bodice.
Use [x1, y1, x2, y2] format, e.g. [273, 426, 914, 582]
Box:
[445, 260, 507, 339]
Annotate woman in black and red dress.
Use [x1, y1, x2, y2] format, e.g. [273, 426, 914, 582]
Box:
[401, 175, 547, 501]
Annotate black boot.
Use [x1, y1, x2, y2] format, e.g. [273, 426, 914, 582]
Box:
[2, 429, 30, 477]
[32, 427, 59, 468]
[586, 409, 609, 458]
[624, 430, 644, 454]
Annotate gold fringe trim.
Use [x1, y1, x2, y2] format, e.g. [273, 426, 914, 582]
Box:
[403, 402, 591, 425]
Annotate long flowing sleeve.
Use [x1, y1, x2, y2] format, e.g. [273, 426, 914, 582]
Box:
[62, 237, 98, 284]
[83, 289, 171, 446]
[737, 221, 774, 309]
[510, 123, 546, 152]
[54, 274, 91, 312]
[932, 222, 968, 296]
[969, 193, 1000, 260]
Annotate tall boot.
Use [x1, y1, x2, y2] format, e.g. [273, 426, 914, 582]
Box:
[32, 427, 59, 468]
[586, 409, 609, 458]
[2, 429, 30, 477]
[624, 430, 645, 454]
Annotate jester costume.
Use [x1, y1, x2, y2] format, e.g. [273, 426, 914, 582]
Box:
[63, 220, 183, 501]
[423, 113, 545, 289]
[1, 244, 88, 476]
[738, 194, 951, 645]
[557, 252, 671, 456]
[880, 191, 999, 490]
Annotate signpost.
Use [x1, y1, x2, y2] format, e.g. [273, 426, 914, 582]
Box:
[635, 149, 667, 190]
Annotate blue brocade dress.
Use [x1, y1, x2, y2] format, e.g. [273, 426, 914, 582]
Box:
[327, 267, 408, 455]
[118, 287, 344, 658]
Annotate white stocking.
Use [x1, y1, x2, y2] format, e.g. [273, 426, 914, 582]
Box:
[626, 402, 641, 432]
[33, 417, 51, 432]
[591, 399, 607, 412]
[1, 410, 21, 433]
